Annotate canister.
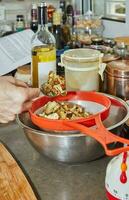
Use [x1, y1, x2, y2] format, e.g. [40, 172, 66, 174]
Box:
[61, 48, 104, 91]
[15, 64, 31, 85]
[103, 60, 129, 100]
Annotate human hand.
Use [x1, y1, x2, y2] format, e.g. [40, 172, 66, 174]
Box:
[0, 76, 40, 123]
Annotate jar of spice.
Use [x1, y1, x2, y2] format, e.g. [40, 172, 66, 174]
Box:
[91, 37, 103, 45]
[16, 15, 25, 32]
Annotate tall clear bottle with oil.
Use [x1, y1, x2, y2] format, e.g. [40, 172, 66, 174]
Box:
[31, 2, 56, 88]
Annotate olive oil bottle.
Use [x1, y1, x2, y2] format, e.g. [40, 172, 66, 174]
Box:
[31, 2, 56, 88]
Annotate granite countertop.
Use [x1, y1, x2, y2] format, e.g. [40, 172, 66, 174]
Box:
[0, 121, 111, 200]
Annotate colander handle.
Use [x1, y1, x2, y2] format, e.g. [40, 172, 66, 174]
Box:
[64, 114, 129, 156]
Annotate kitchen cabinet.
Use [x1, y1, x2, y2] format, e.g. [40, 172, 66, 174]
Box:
[84, 0, 126, 21]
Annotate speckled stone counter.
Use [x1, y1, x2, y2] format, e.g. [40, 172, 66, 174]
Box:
[0, 121, 111, 200]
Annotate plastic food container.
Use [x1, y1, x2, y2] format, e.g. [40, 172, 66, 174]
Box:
[61, 48, 104, 91]
[15, 64, 31, 85]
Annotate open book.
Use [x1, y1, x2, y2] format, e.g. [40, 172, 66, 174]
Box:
[0, 29, 34, 76]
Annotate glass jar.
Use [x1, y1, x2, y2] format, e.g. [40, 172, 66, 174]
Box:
[16, 15, 25, 32]
[74, 14, 104, 37]
[91, 37, 103, 45]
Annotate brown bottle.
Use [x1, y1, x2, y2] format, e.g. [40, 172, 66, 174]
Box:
[61, 19, 71, 46]
[30, 3, 38, 33]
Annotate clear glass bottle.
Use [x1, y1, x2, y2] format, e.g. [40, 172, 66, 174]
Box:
[31, 2, 56, 88]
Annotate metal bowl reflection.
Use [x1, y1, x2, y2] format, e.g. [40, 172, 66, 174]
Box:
[17, 94, 129, 163]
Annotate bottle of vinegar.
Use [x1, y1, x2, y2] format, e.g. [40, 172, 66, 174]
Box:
[31, 2, 56, 88]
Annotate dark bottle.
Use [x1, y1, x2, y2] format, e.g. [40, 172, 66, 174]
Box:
[66, 3, 74, 27]
[56, 46, 70, 77]
[60, 0, 66, 12]
[56, 49, 65, 77]
[30, 3, 38, 33]
[53, 10, 65, 76]
[53, 10, 63, 50]
[59, 0, 67, 24]
[61, 20, 71, 47]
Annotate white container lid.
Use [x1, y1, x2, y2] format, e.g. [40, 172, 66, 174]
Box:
[62, 48, 101, 63]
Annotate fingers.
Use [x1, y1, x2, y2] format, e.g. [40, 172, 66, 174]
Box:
[21, 101, 33, 112]
[1, 76, 28, 88]
[0, 114, 15, 123]
[0, 76, 40, 124]
[0, 76, 14, 82]
[17, 87, 40, 102]
[27, 87, 40, 100]
[1, 77, 40, 101]
[0, 119, 9, 123]
[7, 87, 40, 113]
[14, 79, 28, 88]
[18, 87, 40, 112]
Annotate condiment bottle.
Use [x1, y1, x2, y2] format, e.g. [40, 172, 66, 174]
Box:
[53, 9, 63, 50]
[16, 15, 25, 32]
[30, 3, 38, 33]
[31, 2, 56, 88]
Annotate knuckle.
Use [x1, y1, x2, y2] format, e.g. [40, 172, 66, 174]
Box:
[9, 115, 15, 121]
[15, 88, 28, 103]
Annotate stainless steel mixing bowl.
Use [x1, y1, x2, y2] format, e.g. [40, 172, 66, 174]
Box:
[17, 94, 129, 163]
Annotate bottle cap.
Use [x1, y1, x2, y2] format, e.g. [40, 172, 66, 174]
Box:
[39, 2, 47, 7]
[32, 3, 37, 9]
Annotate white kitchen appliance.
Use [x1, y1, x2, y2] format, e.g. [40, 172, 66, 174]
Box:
[105, 152, 129, 200]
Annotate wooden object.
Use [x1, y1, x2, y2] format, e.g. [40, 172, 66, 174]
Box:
[0, 143, 38, 200]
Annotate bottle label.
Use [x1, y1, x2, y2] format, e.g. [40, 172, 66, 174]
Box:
[31, 9, 37, 22]
[38, 61, 56, 87]
[53, 11, 61, 25]
[16, 21, 25, 31]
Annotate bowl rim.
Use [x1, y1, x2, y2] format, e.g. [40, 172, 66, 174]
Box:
[29, 91, 111, 131]
[17, 93, 129, 137]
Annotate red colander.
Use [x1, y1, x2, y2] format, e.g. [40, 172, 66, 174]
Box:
[29, 91, 129, 156]
[29, 91, 111, 131]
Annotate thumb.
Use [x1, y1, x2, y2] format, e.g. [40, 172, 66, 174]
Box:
[27, 87, 40, 100]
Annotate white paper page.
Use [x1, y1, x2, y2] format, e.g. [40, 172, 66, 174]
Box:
[0, 29, 34, 75]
